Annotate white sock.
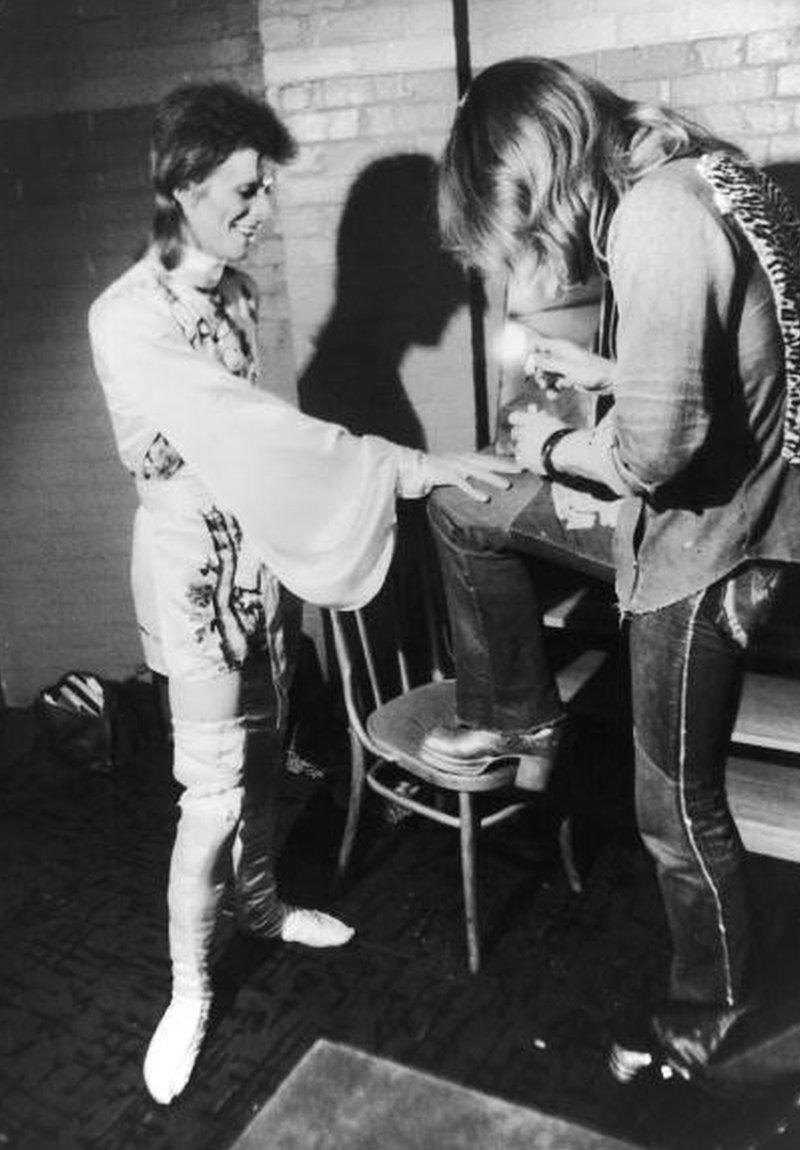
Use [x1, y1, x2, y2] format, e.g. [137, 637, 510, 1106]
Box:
[142, 998, 211, 1105]
[280, 908, 354, 948]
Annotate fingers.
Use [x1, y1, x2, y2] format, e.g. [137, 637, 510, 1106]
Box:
[425, 452, 524, 500]
[448, 453, 521, 481]
[541, 374, 570, 395]
[473, 470, 514, 489]
[455, 478, 490, 502]
[448, 465, 511, 492]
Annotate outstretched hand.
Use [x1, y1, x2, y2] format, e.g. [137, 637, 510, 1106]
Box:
[523, 333, 616, 394]
[423, 451, 521, 502]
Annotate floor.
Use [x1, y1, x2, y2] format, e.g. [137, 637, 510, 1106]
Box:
[3, 671, 800, 1150]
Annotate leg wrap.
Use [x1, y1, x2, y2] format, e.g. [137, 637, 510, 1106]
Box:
[144, 716, 245, 1105]
[167, 716, 246, 1001]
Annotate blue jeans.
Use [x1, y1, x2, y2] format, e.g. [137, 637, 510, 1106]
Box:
[428, 473, 616, 730]
[428, 474, 786, 1007]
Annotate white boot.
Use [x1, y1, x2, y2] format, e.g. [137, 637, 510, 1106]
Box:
[235, 811, 354, 948]
[143, 998, 211, 1105]
[281, 907, 355, 947]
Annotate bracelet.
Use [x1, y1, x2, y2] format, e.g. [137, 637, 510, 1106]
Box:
[539, 427, 573, 480]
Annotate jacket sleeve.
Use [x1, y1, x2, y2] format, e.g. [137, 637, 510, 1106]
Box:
[607, 173, 738, 496]
[88, 288, 427, 610]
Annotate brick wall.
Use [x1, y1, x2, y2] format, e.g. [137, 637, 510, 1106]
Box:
[2, 0, 800, 704]
[467, 0, 800, 164]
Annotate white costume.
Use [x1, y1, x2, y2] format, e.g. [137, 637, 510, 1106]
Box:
[89, 247, 432, 1103]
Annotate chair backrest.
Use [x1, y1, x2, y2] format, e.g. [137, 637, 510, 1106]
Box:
[328, 518, 450, 751]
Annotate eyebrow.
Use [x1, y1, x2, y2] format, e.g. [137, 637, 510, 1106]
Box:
[237, 175, 274, 194]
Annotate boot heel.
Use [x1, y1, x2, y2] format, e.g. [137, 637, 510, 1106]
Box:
[514, 753, 553, 791]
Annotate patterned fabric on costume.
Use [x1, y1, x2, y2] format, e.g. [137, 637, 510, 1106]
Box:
[698, 152, 800, 465]
[140, 267, 260, 481]
[159, 270, 259, 385]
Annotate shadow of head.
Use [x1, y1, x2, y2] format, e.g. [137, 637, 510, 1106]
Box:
[334, 152, 467, 344]
[298, 153, 468, 447]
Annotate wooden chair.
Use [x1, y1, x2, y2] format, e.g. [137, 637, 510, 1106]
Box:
[327, 554, 607, 973]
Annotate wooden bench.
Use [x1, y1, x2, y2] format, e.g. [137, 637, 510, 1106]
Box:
[729, 674, 800, 862]
[542, 583, 800, 865]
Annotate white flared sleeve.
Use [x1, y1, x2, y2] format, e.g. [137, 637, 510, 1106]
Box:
[89, 290, 423, 610]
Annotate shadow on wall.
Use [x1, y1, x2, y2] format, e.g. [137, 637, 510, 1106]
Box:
[297, 154, 467, 704]
[297, 152, 468, 450]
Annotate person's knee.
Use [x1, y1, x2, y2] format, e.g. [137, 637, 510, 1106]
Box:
[634, 733, 688, 867]
[427, 483, 471, 540]
[429, 471, 547, 552]
[172, 716, 247, 801]
[427, 481, 511, 552]
[168, 721, 253, 897]
[169, 670, 242, 723]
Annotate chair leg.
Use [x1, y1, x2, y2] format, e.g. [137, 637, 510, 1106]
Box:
[559, 814, 583, 895]
[337, 729, 366, 878]
[458, 791, 481, 974]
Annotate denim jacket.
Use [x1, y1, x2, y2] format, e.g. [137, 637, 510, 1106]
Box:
[605, 157, 800, 613]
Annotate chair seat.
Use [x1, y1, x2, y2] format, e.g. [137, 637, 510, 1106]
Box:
[366, 679, 518, 792]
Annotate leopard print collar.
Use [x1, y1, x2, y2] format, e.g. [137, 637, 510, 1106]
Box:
[699, 151, 800, 465]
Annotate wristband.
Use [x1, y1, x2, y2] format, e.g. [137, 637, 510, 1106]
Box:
[539, 427, 572, 479]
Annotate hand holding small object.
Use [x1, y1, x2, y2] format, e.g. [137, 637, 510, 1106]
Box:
[508, 408, 569, 475]
[523, 333, 616, 394]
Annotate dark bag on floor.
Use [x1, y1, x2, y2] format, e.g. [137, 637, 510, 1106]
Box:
[37, 671, 116, 774]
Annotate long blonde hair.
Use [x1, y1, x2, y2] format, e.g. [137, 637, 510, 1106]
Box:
[438, 57, 736, 286]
